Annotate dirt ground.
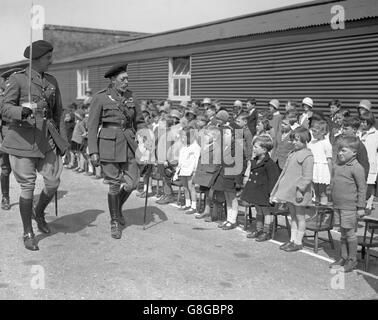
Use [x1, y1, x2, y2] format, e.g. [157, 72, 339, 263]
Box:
[0, 168, 377, 300]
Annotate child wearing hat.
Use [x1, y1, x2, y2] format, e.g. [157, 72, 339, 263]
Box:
[299, 97, 314, 129]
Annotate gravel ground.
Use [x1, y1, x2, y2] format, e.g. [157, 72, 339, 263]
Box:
[0, 168, 377, 300]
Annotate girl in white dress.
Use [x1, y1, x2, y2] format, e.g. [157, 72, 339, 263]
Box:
[358, 111, 378, 213]
[308, 120, 333, 205]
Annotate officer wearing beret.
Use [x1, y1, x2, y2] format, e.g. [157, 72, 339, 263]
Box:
[0, 68, 25, 210]
[88, 63, 140, 239]
[0, 40, 68, 251]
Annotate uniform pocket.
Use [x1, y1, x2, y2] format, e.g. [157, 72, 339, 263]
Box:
[99, 128, 116, 160]
[2, 125, 35, 151]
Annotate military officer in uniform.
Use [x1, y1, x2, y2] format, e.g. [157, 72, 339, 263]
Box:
[0, 68, 24, 210]
[88, 63, 140, 239]
[0, 40, 68, 251]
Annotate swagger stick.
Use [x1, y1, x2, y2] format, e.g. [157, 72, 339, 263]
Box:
[55, 191, 58, 216]
[28, 1, 35, 106]
[143, 169, 150, 230]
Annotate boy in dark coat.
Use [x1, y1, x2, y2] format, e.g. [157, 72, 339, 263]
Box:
[241, 134, 280, 241]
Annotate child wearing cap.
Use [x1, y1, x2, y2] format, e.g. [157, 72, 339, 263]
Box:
[357, 111, 378, 214]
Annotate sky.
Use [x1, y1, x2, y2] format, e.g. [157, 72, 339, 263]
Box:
[0, 0, 313, 65]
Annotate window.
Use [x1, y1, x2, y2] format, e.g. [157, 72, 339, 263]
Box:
[169, 56, 191, 101]
[77, 69, 89, 99]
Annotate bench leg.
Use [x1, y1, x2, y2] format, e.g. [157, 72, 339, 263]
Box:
[244, 206, 248, 231]
[285, 215, 291, 237]
[271, 215, 277, 240]
[366, 248, 370, 272]
[328, 230, 335, 250]
[314, 232, 319, 254]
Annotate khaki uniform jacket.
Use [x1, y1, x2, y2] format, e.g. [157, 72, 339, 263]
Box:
[0, 67, 67, 158]
[87, 86, 139, 163]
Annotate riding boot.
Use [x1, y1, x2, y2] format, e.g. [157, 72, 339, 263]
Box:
[19, 197, 39, 251]
[33, 191, 54, 234]
[1, 174, 11, 210]
[118, 188, 131, 226]
[108, 193, 122, 239]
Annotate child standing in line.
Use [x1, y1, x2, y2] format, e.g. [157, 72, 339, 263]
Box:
[241, 134, 280, 241]
[275, 112, 296, 172]
[358, 111, 378, 214]
[270, 126, 314, 252]
[308, 120, 333, 205]
[330, 136, 367, 272]
[173, 126, 201, 214]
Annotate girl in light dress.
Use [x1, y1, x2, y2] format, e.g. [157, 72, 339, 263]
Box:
[308, 120, 333, 205]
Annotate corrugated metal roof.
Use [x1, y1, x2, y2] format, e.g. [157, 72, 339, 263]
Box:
[54, 0, 378, 64]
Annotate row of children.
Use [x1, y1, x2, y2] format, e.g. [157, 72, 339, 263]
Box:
[134, 97, 376, 273]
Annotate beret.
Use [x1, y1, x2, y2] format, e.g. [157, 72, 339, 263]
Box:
[0, 67, 24, 79]
[24, 40, 53, 59]
[104, 63, 128, 78]
[216, 110, 230, 122]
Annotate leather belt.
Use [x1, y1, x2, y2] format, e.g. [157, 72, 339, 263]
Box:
[102, 123, 128, 130]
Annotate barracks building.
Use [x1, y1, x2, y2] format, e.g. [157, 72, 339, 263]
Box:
[1, 0, 378, 114]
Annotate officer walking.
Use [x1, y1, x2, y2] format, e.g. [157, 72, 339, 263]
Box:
[0, 40, 68, 251]
[0, 68, 24, 210]
[88, 63, 140, 239]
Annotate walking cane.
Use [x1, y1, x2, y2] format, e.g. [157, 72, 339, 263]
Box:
[55, 190, 58, 216]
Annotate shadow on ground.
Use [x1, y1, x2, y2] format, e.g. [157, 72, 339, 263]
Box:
[121, 206, 167, 230]
[35, 209, 103, 243]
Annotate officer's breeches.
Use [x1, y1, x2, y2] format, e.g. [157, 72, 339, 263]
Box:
[9, 149, 63, 199]
[102, 158, 140, 195]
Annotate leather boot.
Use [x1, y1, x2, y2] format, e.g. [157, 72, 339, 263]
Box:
[108, 193, 122, 239]
[19, 197, 39, 251]
[118, 188, 131, 226]
[1, 174, 10, 210]
[33, 191, 54, 234]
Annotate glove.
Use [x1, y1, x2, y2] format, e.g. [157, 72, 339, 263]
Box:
[90, 153, 100, 167]
[21, 107, 33, 119]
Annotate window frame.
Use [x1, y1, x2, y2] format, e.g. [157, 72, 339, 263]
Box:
[168, 56, 191, 101]
[76, 68, 89, 99]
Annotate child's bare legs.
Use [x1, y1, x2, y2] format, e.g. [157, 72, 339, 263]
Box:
[180, 176, 191, 208]
[295, 206, 306, 246]
[188, 177, 197, 210]
[224, 190, 238, 224]
[284, 203, 306, 250]
[314, 183, 327, 204]
[255, 205, 264, 232]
